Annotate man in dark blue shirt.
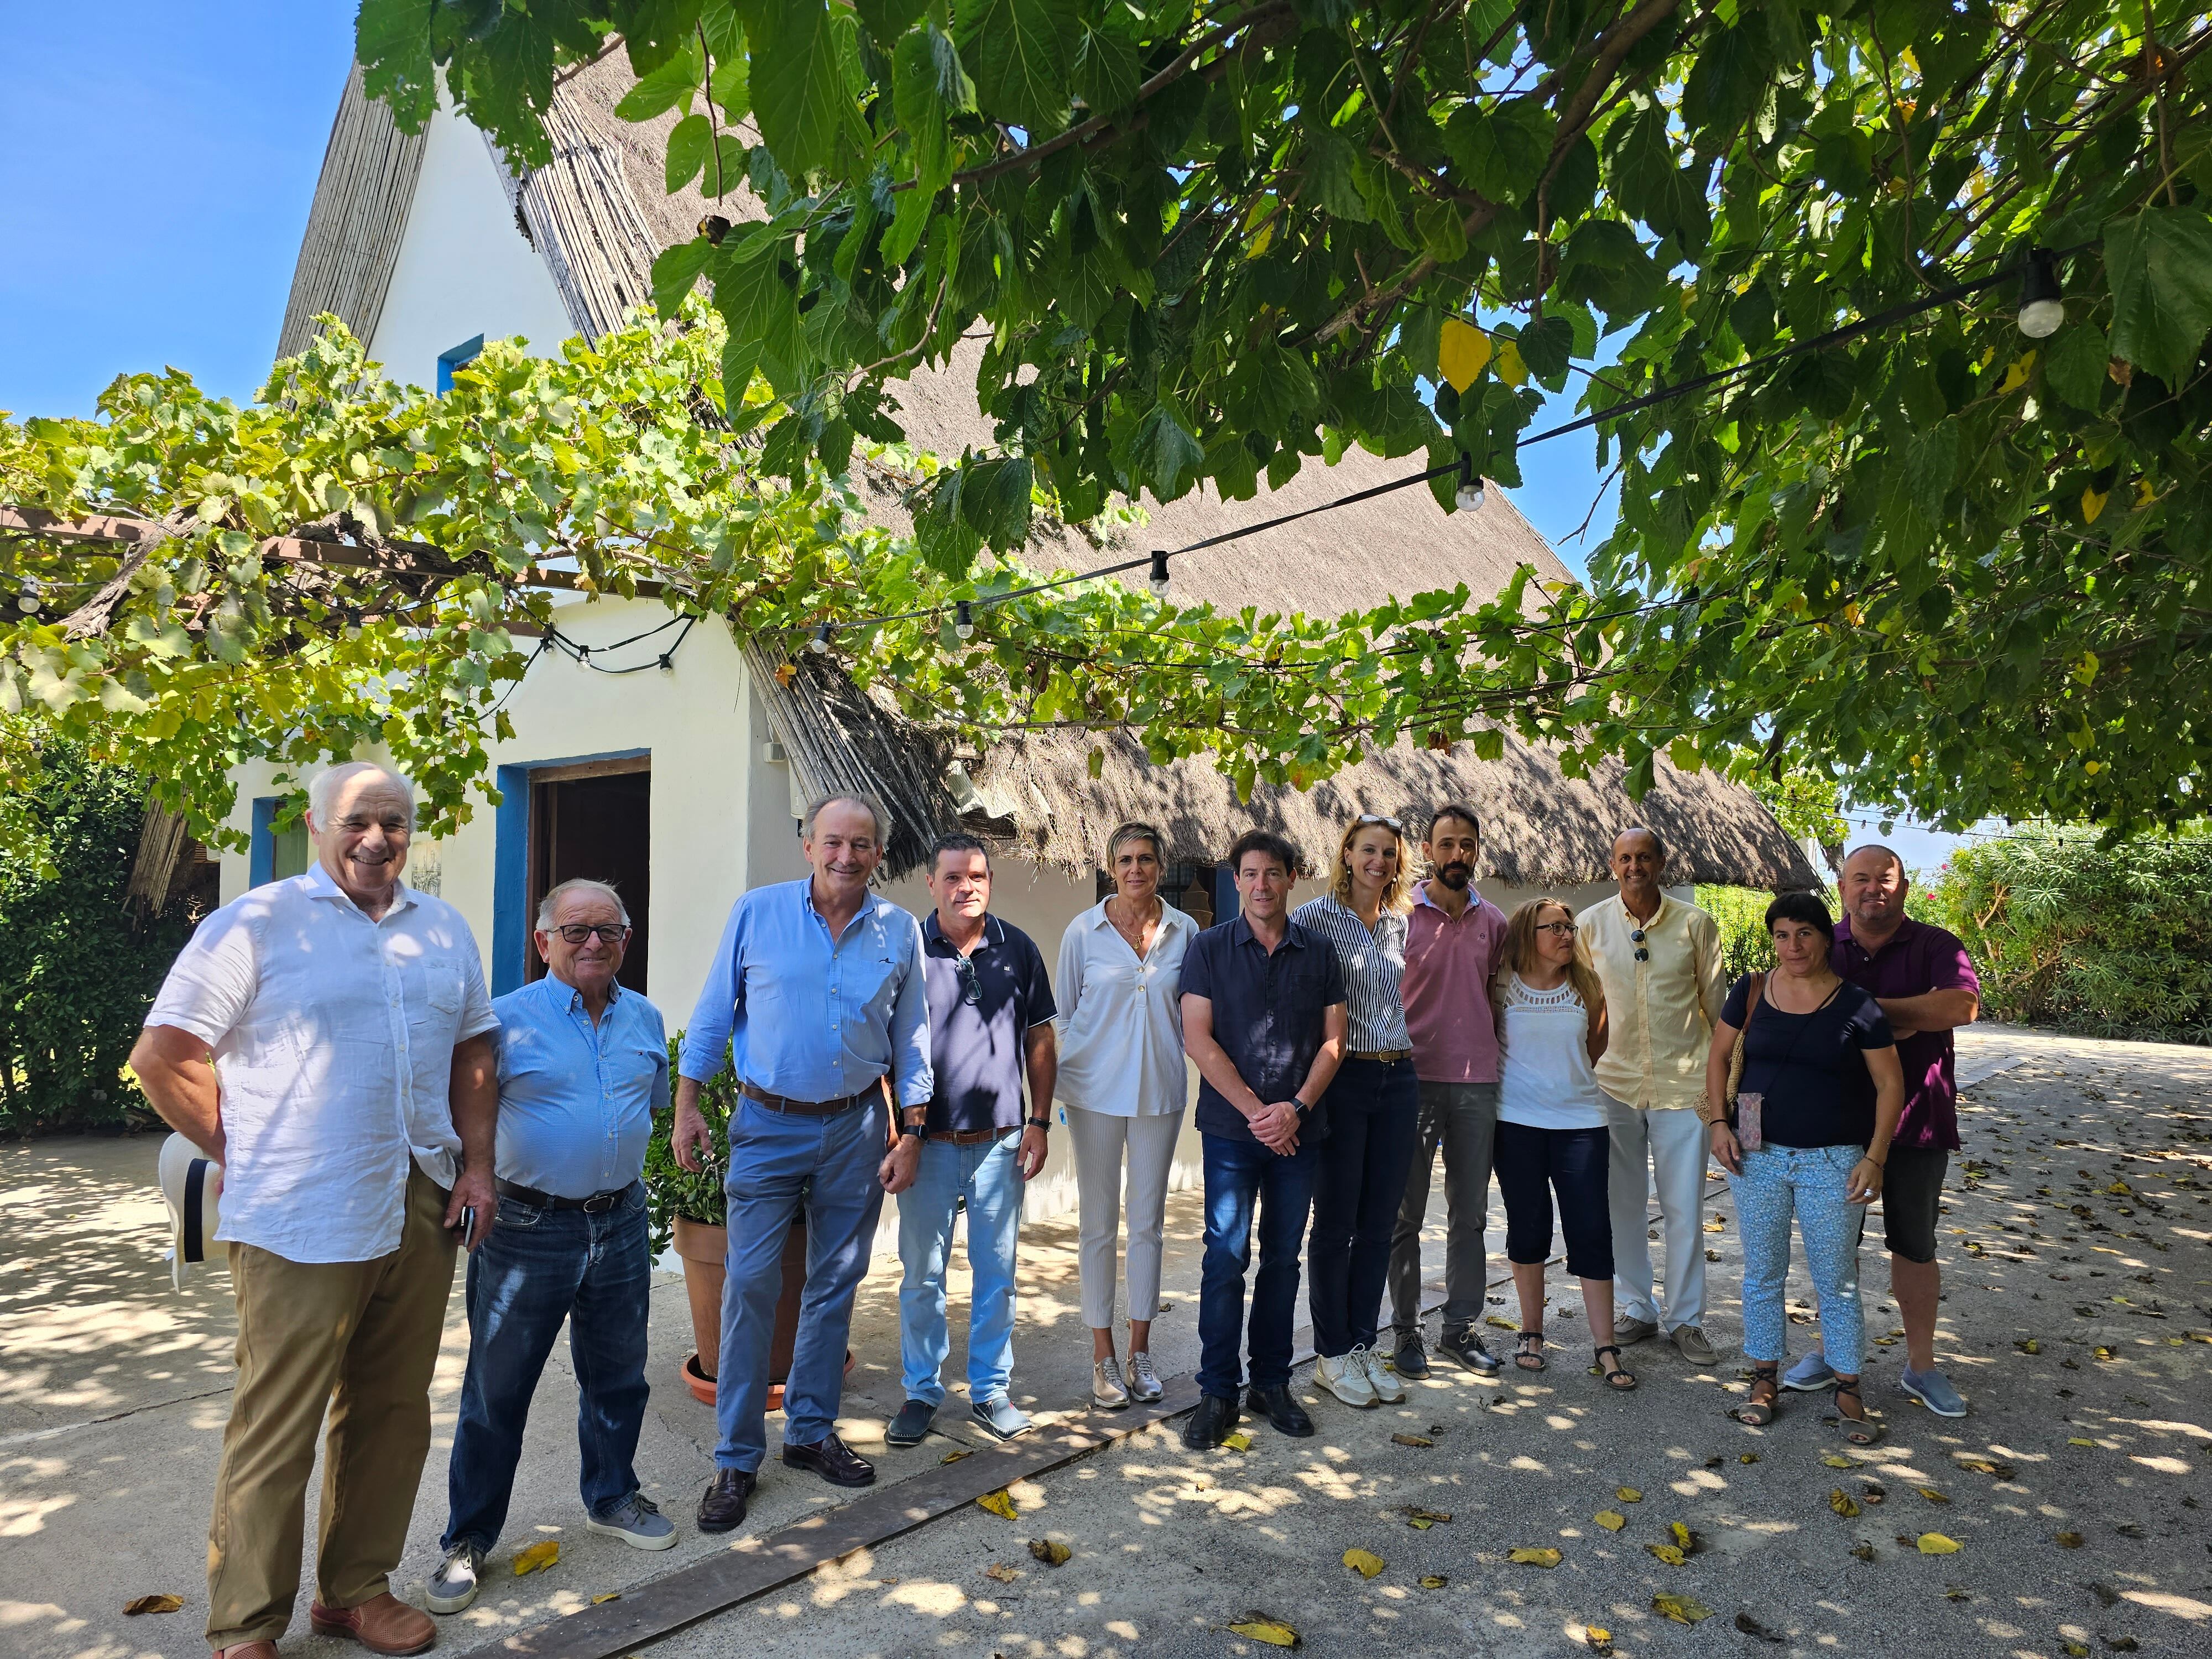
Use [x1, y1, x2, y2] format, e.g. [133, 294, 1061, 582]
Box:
[884, 836, 1057, 1450]
[1178, 830, 1348, 1447]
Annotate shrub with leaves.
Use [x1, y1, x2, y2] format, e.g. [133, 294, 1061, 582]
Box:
[0, 747, 197, 1135]
[644, 1034, 736, 1253]
[1924, 827, 2212, 1044]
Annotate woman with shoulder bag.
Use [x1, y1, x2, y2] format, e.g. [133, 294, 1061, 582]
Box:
[1703, 891, 1905, 1443]
[1491, 899, 1637, 1390]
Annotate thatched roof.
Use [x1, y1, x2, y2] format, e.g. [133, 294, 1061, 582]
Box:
[276, 64, 427, 361]
[285, 56, 1821, 894]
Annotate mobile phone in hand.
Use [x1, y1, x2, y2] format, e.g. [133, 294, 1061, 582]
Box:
[459, 1206, 477, 1250]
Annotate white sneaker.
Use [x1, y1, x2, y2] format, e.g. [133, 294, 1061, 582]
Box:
[1316, 1352, 1378, 1408]
[1355, 1344, 1406, 1404]
[1092, 1357, 1131, 1409]
[425, 1542, 482, 1614]
[1126, 1349, 1165, 1404]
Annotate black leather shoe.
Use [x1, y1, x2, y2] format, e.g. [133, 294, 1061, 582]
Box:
[696, 1467, 754, 1533]
[1181, 1392, 1239, 1451]
[1437, 1325, 1502, 1375]
[1392, 1329, 1431, 1379]
[1247, 1383, 1315, 1437]
[782, 1432, 875, 1488]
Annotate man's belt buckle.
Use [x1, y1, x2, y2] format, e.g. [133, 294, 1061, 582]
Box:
[581, 1190, 621, 1213]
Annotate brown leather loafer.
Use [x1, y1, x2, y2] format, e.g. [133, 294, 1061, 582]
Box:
[215, 1644, 280, 1659]
[310, 1593, 435, 1656]
[697, 1466, 755, 1533]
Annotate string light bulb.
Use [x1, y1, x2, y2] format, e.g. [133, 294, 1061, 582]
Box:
[17, 575, 42, 613]
[1149, 550, 1171, 597]
[953, 599, 975, 639]
[2016, 247, 2064, 340]
[1455, 453, 1485, 513]
[808, 622, 833, 655]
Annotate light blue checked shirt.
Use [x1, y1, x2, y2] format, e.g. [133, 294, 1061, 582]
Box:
[1290, 893, 1412, 1053]
[493, 973, 670, 1198]
[680, 879, 933, 1108]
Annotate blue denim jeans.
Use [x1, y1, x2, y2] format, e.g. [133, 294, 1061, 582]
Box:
[442, 1181, 650, 1553]
[898, 1132, 1023, 1408]
[1729, 1143, 1867, 1375]
[1196, 1131, 1321, 1399]
[716, 1096, 889, 1472]
[1308, 1057, 1421, 1357]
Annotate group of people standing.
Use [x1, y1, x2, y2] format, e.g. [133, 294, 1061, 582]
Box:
[135, 762, 1980, 1659]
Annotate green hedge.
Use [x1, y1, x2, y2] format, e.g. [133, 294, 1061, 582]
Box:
[0, 750, 196, 1135]
[643, 1035, 735, 1255]
[1922, 827, 2212, 1045]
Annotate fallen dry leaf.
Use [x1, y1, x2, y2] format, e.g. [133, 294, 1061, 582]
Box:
[1735, 1610, 1785, 1642]
[2056, 1531, 2085, 1548]
[1402, 1506, 1453, 1526]
[1822, 1453, 1855, 1469]
[1595, 1510, 1627, 1531]
[2016, 1338, 2041, 1354]
[2061, 1642, 2090, 1657]
[2067, 1436, 2096, 1447]
[1227, 1617, 1300, 1646]
[589, 1592, 620, 1605]
[1343, 1547, 1386, 1579]
[1850, 1542, 1878, 1562]
[984, 1563, 1020, 1584]
[1669, 1521, 1693, 1551]
[1739, 1452, 1760, 1464]
[1392, 1433, 1433, 1448]
[1917, 1532, 1963, 1555]
[1651, 1592, 1714, 1625]
[1957, 1456, 2016, 1480]
[1580, 1626, 1613, 1656]
[1616, 1486, 1643, 1503]
[1485, 1314, 1519, 1331]
[1861, 1482, 1887, 1505]
[1418, 1575, 1448, 1590]
[1915, 1486, 1951, 1504]
[1943, 1584, 1970, 1600]
[1508, 1546, 1563, 1568]
[977, 1489, 1019, 1520]
[1222, 1432, 1254, 1451]
[512, 1540, 560, 1576]
[1830, 1488, 1863, 1519]
[1646, 1543, 1687, 1566]
[941, 1449, 971, 1464]
[1028, 1538, 1071, 1566]
[122, 1596, 184, 1616]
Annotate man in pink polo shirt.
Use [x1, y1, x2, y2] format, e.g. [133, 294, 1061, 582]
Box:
[1387, 805, 1511, 1378]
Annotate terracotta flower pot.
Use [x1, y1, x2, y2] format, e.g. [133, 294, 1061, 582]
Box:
[670, 1215, 853, 1409]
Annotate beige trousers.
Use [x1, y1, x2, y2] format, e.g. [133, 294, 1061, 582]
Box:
[206, 1167, 456, 1647]
[1065, 1105, 1185, 1328]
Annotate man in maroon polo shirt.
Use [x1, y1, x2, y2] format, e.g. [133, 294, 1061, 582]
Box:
[1784, 845, 1981, 1417]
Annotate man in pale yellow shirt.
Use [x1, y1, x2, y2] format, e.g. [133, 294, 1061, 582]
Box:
[1575, 828, 1727, 1366]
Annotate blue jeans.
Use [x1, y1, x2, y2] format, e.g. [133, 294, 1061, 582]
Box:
[898, 1132, 1023, 1408]
[1308, 1057, 1421, 1357]
[442, 1181, 650, 1553]
[1197, 1131, 1320, 1399]
[1729, 1143, 1866, 1375]
[716, 1096, 889, 1472]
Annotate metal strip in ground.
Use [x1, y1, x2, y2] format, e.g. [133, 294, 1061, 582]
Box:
[461, 1378, 1202, 1659]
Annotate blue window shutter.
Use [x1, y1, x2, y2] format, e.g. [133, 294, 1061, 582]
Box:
[436, 334, 486, 395]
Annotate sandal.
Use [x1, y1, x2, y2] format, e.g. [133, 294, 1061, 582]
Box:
[1731, 1362, 1780, 1425]
[1833, 1380, 1885, 1445]
[1514, 1329, 1547, 1371]
[1593, 1344, 1639, 1391]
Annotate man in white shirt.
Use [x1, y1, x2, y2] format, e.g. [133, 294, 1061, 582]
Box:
[133, 763, 499, 1659]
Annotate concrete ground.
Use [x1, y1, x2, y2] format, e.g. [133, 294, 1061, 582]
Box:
[5, 1024, 2208, 1659]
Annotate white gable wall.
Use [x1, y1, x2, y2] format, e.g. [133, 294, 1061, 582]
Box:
[365, 96, 577, 389]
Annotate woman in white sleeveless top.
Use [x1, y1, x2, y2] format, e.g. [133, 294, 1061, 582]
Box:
[1493, 898, 1638, 1390]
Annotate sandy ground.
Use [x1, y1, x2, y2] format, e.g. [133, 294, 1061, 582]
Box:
[4, 1023, 2208, 1659]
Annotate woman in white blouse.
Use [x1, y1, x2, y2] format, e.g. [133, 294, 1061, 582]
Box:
[1056, 821, 1197, 1410]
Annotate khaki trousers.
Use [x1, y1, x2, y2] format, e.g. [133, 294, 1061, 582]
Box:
[206, 1167, 456, 1648]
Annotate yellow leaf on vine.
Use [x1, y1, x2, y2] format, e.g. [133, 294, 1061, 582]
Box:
[1494, 339, 1528, 387]
[1438, 319, 1493, 392]
[2082, 485, 2107, 524]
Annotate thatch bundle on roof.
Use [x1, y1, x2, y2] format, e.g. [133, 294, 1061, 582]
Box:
[280, 56, 1823, 895]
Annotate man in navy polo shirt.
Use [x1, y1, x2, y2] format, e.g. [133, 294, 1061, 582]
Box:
[884, 834, 1057, 1448]
[1786, 845, 1981, 1417]
[1179, 829, 1349, 1448]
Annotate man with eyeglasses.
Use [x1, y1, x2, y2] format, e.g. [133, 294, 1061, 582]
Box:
[1575, 828, 1727, 1368]
[883, 834, 1057, 1449]
[427, 878, 672, 1616]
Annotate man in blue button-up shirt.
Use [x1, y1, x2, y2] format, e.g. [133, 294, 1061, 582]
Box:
[675, 794, 932, 1531]
[428, 879, 673, 1618]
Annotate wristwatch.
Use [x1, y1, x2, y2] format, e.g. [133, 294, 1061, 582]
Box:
[898, 1118, 928, 1142]
[1025, 1116, 1051, 1131]
[1291, 1098, 1313, 1120]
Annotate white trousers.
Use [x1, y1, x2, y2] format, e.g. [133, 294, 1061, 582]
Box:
[1065, 1104, 1185, 1329]
[1605, 1098, 1710, 1331]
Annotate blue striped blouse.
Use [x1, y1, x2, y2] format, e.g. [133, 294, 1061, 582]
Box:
[1290, 893, 1411, 1053]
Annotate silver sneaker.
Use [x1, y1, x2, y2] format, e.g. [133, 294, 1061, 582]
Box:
[586, 1490, 677, 1551]
[1092, 1357, 1131, 1409]
[1355, 1344, 1406, 1404]
[426, 1542, 483, 1614]
[1316, 1351, 1378, 1408]
[1126, 1349, 1165, 1403]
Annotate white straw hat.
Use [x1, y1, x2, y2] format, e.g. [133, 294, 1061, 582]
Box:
[157, 1132, 225, 1290]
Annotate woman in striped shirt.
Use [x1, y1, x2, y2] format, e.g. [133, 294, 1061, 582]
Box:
[1293, 815, 1422, 1410]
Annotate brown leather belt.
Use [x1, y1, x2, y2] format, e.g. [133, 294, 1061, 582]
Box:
[933, 1125, 1018, 1146]
[1349, 1048, 1414, 1063]
[740, 1079, 881, 1115]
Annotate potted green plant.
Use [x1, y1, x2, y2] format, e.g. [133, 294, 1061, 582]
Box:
[646, 1036, 853, 1407]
